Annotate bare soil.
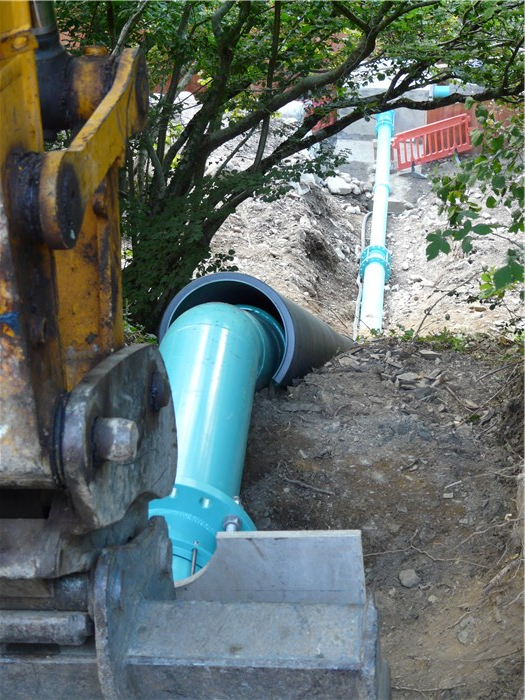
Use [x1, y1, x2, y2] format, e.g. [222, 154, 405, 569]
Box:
[210, 159, 524, 699]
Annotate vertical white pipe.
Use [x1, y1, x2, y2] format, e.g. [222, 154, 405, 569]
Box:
[359, 111, 395, 334]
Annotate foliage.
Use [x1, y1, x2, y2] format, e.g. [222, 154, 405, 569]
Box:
[195, 250, 238, 278]
[428, 102, 524, 297]
[55, 0, 524, 331]
[123, 303, 157, 344]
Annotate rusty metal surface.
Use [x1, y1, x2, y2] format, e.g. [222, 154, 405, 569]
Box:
[0, 573, 89, 611]
[0, 609, 93, 645]
[0, 10, 64, 488]
[93, 518, 175, 700]
[0, 160, 64, 490]
[8, 48, 149, 251]
[0, 498, 147, 579]
[60, 344, 176, 530]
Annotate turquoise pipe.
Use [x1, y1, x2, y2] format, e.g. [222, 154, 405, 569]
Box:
[432, 85, 451, 98]
[149, 302, 285, 582]
[359, 110, 395, 333]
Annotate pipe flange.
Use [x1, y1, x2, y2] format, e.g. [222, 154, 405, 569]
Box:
[359, 245, 392, 282]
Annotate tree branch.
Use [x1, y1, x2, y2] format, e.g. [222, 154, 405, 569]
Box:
[215, 125, 258, 178]
[252, 1, 281, 170]
[143, 133, 167, 199]
[376, 0, 440, 32]
[111, 0, 149, 56]
[155, 3, 193, 163]
[332, 2, 369, 32]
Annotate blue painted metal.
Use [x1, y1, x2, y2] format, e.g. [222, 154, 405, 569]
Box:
[359, 245, 392, 282]
[359, 110, 395, 333]
[149, 302, 284, 581]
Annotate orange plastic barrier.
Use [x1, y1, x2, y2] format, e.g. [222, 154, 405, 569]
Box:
[391, 114, 472, 170]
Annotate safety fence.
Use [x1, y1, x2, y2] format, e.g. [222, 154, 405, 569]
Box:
[391, 114, 472, 170]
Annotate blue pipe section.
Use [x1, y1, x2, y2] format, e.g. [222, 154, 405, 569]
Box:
[149, 302, 285, 581]
[359, 110, 395, 333]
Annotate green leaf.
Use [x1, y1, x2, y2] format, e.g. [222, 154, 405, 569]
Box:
[472, 223, 492, 235]
[426, 241, 441, 260]
[426, 233, 451, 260]
[485, 195, 497, 208]
[461, 237, 472, 254]
[491, 174, 505, 190]
[471, 131, 484, 147]
[493, 263, 524, 290]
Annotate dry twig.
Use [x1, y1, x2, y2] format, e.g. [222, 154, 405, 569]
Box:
[281, 476, 334, 496]
[392, 684, 466, 694]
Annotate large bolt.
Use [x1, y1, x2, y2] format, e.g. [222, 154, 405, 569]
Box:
[93, 417, 139, 463]
[222, 515, 241, 532]
[149, 370, 171, 413]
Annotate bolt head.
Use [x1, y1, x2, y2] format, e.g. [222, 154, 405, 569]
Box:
[93, 417, 139, 463]
[149, 370, 171, 412]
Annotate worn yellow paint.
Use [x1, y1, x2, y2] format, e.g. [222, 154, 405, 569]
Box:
[0, 28, 37, 60]
[54, 166, 124, 390]
[39, 48, 147, 244]
[71, 56, 110, 121]
[0, 4, 61, 486]
[1, 1, 147, 484]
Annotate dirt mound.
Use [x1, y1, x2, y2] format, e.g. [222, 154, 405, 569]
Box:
[210, 159, 523, 698]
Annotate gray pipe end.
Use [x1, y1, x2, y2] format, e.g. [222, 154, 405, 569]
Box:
[159, 273, 355, 386]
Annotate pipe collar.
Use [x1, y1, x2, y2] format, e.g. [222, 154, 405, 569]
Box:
[375, 110, 395, 135]
[359, 245, 392, 282]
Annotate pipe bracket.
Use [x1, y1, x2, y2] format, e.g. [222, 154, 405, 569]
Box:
[359, 245, 392, 282]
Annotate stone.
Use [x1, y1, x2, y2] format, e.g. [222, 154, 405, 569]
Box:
[300, 173, 318, 188]
[399, 569, 421, 588]
[396, 372, 420, 383]
[457, 628, 475, 645]
[413, 386, 434, 400]
[338, 355, 362, 371]
[326, 176, 353, 195]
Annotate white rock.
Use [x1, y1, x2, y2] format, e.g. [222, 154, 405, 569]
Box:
[300, 173, 318, 188]
[290, 181, 310, 196]
[326, 176, 354, 195]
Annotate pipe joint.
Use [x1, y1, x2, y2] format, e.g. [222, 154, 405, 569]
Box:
[372, 181, 391, 196]
[375, 110, 395, 135]
[359, 245, 392, 282]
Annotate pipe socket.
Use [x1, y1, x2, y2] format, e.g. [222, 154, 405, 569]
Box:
[158, 272, 355, 387]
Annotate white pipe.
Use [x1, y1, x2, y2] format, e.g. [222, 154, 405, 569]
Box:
[358, 111, 395, 333]
[352, 211, 372, 340]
